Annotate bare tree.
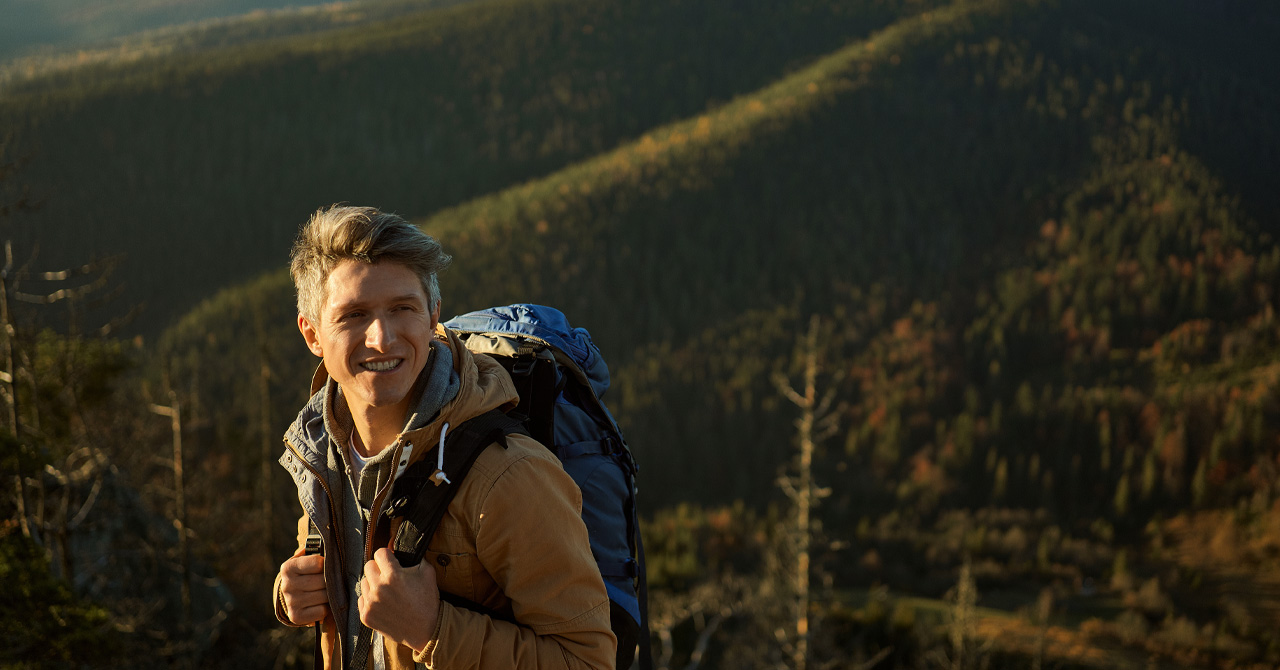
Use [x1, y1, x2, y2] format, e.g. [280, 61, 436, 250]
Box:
[254, 303, 275, 571]
[927, 557, 990, 670]
[771, 315, 840, 670]
[149, 390, 192, 638]
[649, 572, 754, 670]
[1, 238, 123, 576]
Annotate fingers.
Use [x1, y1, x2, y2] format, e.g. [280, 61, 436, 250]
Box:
[359, 552, 394, 626]
[285, 553, 325, 577]
[361, 548, 418, 598]
[280, 553, 329, 626]
[284, 586, 331, 624]
[363, 553, 381, 584]
[356, 553, 441, 647]
[373, 547, 397, 572]
[288, 583, 330, 606]
[288, 601, 332, 626]
[281, 555, 326, 592]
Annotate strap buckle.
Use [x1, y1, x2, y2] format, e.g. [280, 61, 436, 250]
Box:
[304, 532, 323, 556]
[511, 354, 537, 377]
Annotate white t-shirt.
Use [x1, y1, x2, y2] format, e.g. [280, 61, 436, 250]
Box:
[348, 433, 371, 473]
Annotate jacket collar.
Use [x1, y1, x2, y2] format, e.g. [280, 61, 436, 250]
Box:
[290, 324, 518, 470]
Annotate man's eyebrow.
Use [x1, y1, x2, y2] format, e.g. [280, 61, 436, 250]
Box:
[329, 298, 366, 313]
[331, 294, 425, 312]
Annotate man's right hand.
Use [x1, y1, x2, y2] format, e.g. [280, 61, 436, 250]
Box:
[280, 548, 330, 625]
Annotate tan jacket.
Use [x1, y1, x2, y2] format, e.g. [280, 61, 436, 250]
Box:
[274, 325, 616, 670]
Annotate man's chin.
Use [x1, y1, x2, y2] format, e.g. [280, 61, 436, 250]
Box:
[349, 382, 413, 411]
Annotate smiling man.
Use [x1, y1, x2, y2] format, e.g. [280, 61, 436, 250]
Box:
[273, 205, 616, 670]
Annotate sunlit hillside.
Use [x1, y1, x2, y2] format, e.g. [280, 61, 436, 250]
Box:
[0, 0, 940, 335]
[0, 0, 357, 61]
[6, 0, 1280, 667]
[0, 0, 474, 89]
[165, 0, 1280, 505]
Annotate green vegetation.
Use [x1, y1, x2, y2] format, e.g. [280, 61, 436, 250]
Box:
[0, 0, 381, 63]
[6, 0, 1280, 666]
[0, 0, 478, 89]
[0, 531, 121, 668]
[0, 427, 124, 668]
[0, 0, 944, 335]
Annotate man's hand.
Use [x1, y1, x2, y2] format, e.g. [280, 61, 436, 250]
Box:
[280, 548, 330, 625]
[358, 547, 441, 653]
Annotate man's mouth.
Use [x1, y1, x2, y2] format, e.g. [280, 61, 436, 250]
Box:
[361, 359, 403, 372]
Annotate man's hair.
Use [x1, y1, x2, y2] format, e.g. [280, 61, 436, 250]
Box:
[290, 205, 452, 324]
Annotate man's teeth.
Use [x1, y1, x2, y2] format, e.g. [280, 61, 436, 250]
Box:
[363, 359, 401, 372]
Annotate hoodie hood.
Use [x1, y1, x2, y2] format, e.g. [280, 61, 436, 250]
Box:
[287, 324, 519, 470]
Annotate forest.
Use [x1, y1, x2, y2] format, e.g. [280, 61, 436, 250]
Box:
[4, 0, 1280, 668]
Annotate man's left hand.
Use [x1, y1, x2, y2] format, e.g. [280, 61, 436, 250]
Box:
[358, 547, 441, 652]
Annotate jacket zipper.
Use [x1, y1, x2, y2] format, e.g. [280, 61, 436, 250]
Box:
[283, 435, 351, 665]
[363, 439, 404, 562]
[283, 437, 348, 593]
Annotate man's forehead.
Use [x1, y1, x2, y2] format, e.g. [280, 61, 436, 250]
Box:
[321, 260, 429, 311]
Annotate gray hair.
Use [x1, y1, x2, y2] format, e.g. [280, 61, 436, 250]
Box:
[290, 205, 451, 324]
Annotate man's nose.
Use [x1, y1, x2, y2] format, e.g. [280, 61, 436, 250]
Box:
[366, 314, 397, 349]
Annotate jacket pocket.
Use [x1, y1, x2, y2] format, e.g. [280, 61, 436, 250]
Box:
[421, 549, 477, 603]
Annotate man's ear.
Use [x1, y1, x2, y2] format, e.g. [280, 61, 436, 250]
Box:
[298, 314, 324, 357]
[430, 301, 441, 330]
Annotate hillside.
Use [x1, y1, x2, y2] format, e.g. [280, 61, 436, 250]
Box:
[161, 0, 1280, 508]
[0, 0, 942, 334]
[0, 0, 471, 87]
[0, 0, 373, 62]
[10, 0, 1280, 666]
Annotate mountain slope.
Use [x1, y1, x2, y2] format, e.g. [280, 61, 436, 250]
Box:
[0, 0, 472, 86]
[158, 0, 1280, 513]
[0, 0, 942, 334]
[0, 0, 350, 61]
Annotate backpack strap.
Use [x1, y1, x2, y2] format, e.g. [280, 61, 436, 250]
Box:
[304, 519, 324, 670]
[636, 523, 653, 670]
[348, 409, 526, 670]
[387, 409, 528, 567]
[494, 353, 561, 448]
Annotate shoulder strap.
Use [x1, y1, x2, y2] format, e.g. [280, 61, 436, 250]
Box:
[304, 518, 324, 670]
[349, 410, 527, 670]
[387, 409, 528, 568]
[636, 528, 653, 670]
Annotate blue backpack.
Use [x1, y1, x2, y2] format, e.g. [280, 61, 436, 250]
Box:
[444, 304, 651, 670]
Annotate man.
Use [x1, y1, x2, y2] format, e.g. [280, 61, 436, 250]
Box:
[273, 205, 616, 670]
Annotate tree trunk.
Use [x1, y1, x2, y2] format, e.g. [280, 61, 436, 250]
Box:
[152, 395, 192, 636]
[792, 315, 819, 670]
[260, 357, 274, 568]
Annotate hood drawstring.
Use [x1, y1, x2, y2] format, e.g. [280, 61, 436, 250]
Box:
[431, 422, 452, 486]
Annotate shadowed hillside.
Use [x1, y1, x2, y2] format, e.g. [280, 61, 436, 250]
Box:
[0, 0, 944, 334]
[9, 0, 1280, 666]
[161, 0, 1280, 509]
[0, 0, 368, 61]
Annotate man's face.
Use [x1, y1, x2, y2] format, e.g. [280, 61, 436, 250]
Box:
[298, 259, 439, 422]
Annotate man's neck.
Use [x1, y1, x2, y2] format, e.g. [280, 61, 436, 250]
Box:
[349, 402, 408, 458]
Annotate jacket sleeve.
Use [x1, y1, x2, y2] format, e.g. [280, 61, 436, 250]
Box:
[414, 448, 617, 670]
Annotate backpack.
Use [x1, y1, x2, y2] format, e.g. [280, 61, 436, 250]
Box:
[442, 304, 651, 670]
[306, 304, 651, 670]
